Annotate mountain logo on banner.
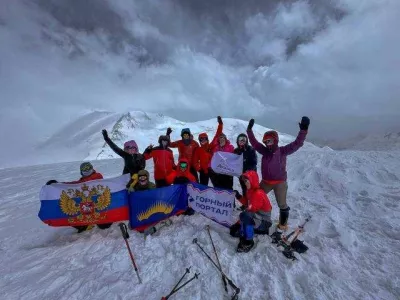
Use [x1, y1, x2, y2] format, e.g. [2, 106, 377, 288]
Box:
[137, 201, 174, 221]
[59, 184, 111, 224]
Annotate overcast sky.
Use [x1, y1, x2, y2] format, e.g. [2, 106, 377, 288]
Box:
[1, 0, 399, 163]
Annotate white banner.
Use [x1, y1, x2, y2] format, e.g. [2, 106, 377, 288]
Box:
[211, 151, 243, 176]
[187, 183, 235, 227]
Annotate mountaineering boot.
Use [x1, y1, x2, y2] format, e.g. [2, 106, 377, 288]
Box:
[254, 220, 272, 235]
[237, 237, 255, 253]
[278, 207, 290, 231]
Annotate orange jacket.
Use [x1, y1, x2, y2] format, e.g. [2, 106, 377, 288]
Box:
[169, 139, 199, 168]
[166, 158, 196, 184]
[239, 171, 272, 213]
[144, 146, 175, 180]
[193, 123, 223, 173]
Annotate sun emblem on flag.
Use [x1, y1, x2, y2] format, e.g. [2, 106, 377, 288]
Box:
[59, 184, 111, 224]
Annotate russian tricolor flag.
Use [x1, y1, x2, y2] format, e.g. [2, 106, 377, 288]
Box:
[38, 174, 130, 226]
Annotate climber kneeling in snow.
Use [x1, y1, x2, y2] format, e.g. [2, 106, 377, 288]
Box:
[166, 158, 196, 215]
[247, 116, 310, 231]
[230, 170, 272, 253]
[144, 135, 175, 188]
[102, 129, 146, 176]
[127, 169, 156, 192]
[45, 162, 112, 233]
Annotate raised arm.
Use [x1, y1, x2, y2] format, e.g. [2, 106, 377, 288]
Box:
[166, 127, 179, 148]
[102, 129, 129, 159]
[246, 119, 268, 155]
[143, 145, 154, 160]
[280, 117, 309, 156]
[210, 116, 224, 145]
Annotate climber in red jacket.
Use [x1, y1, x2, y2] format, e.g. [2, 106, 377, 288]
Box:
[166, 127, 199, 183]
[192, 116, 223, 186]
[229, 170, 272, 253]
[144, 135, 176, 188]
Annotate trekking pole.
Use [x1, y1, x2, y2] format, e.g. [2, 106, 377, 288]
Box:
[118, 222, 142, 284]
[164, 267, 191, 299]
[205, 225, 228, 293]
[193, 238, 240, 300]
[283, 215, 312, 244]
[161, 272, 200, 300]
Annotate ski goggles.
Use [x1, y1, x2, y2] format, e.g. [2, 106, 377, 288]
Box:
[238, 137, 247, 143]
[179, 162, 188, 169]
[80, 163, 93, 172]
[262, 138, 274, 146]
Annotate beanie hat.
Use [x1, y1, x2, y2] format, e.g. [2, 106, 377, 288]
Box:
[181, 128, 191, 137]
[124, 140, 138, 150]
[158, 135, 170, 144]
[80, 162, 94, 177]
[138, 169, 150, 177]
[198, 132, 209, 141]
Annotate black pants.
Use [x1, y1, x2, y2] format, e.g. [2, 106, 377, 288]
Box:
[155, 179, 170, 188]
[190, 166, 199, 183]
[199, 170, 210, 186]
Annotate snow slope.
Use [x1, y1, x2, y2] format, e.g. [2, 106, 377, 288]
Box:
[1, 147, 399, 300]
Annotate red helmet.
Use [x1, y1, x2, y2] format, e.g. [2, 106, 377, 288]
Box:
[262, 131, 279, 145]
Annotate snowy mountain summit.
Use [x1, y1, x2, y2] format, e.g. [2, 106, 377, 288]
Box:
[38, 110, 319, 166]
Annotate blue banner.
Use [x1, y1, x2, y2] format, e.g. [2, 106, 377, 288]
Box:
[128, 185, 188, 230]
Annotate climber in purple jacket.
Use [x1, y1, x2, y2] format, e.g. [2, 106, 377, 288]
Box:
[246, 116, 310, 231]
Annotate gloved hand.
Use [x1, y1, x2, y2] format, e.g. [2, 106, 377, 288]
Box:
[217, 116, 223, 125]
[128, 186, 135, 193]
[166, 127, 172, 135]
[239, 205, 246, 211]
[247, 119, 255, 131]
[102, 129, 109, 140]
[299, 116, 310, 131]
[46, 180, 58, 185]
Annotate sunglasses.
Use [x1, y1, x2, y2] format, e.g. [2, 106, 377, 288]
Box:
[125, 146, 138, 150]
[139, 175, 148, 181]
[199, 137, 208, 142]
[238, 137, 247, 143]
[179, 162, 188, 168]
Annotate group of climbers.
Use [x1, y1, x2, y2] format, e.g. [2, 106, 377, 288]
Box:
[44, 115, 310, 253]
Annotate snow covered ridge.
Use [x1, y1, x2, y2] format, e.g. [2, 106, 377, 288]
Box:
[90, 110, 319, 160]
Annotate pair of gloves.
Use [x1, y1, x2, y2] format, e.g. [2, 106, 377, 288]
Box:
[165, 116, 223, 136]
[247, 117, 310, 131]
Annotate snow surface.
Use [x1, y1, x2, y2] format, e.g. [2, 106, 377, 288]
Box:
[1, 147, 399, 300]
